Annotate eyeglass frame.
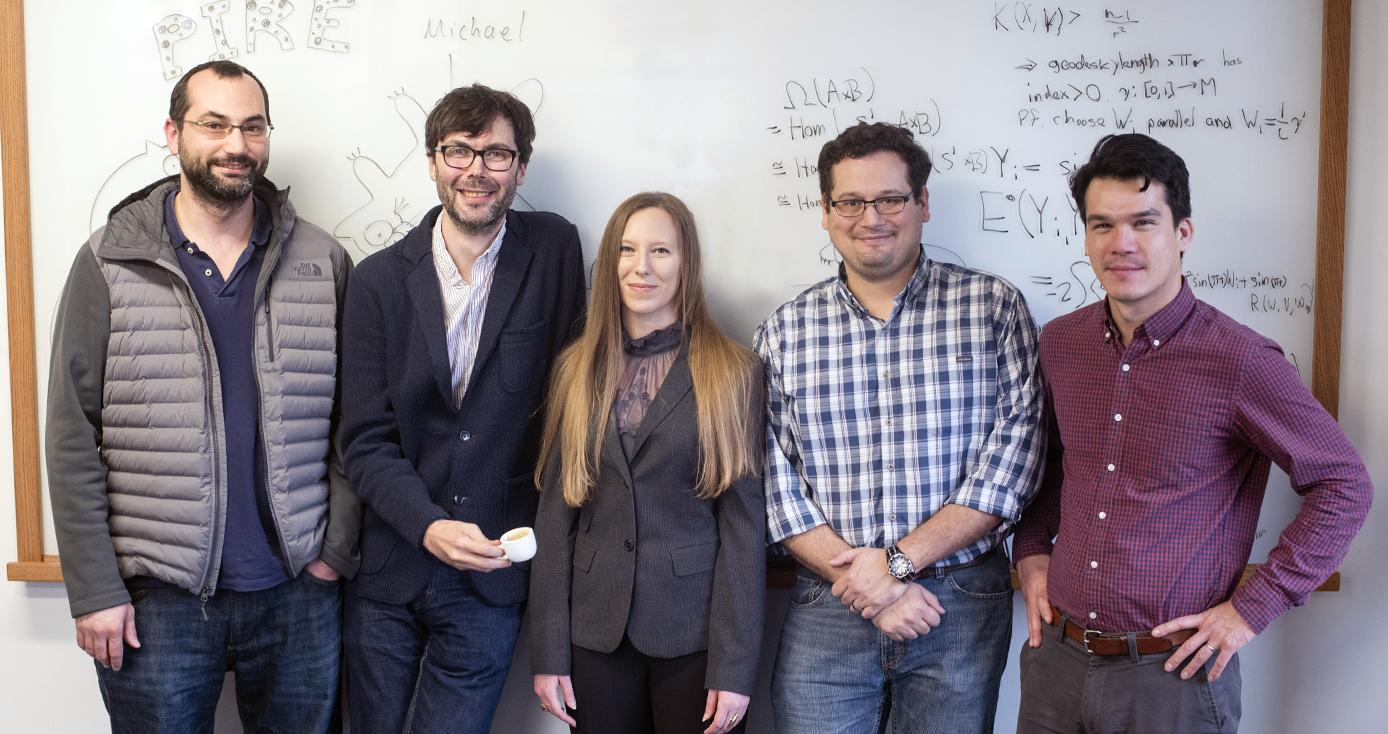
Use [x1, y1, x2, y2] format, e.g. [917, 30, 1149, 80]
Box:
[179, 118, 274, 140]
[825, 191, 917, 217]
[432, 143, 521, 172]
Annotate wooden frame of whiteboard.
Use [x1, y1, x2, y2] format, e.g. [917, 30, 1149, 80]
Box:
[4, 0, 1355, 585]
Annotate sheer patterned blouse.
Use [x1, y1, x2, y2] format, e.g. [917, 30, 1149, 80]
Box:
[614, 321, 683, 460]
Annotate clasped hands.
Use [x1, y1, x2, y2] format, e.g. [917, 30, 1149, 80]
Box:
[828, 547, 945, 641]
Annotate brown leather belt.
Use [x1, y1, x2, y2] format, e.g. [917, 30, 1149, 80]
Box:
[1049, 604, 1193, 656]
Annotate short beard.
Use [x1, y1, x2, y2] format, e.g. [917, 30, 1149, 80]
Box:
[438, 175, 517, 236]
[180, 153, 265, 212]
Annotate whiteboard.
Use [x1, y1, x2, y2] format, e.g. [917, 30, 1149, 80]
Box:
[22, 0, 1323, 561]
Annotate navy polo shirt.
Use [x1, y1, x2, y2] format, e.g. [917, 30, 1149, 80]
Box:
[164, 189, 289, 592]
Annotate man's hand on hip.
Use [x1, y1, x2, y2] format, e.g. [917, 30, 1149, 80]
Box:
[423, 519, 511, 572]
[870, 582, 946, 641]
[1153, 601, 1256, 682]
[75, 603, 139, 670]
[1016, 554, 1052, 648]
[829, 547, 908, 618]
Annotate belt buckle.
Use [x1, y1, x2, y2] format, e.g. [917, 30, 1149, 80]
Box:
[1082, 629, 1103, 654]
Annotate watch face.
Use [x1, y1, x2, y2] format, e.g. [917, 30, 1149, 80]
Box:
[889, 554, 912, 577]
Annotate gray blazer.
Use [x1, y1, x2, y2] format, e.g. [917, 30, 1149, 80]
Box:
[529, 349, 766, 696]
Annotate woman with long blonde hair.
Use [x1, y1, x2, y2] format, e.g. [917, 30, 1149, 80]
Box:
[529, 192, 766, 734]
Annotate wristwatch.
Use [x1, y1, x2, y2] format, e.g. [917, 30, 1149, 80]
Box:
[886, 544, 916, 580]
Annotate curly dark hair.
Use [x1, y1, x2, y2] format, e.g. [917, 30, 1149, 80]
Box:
[817, 122, 932, 200]
[1069, 133, 1191, 224]
[425, 84, 537, 165]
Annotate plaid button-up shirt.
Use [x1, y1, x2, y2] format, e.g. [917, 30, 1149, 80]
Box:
[1013, 284, 1373, 633]
[754, 253, 1046, 567]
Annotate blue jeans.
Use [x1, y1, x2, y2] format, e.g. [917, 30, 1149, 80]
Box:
[95, 571, 343, 734]
[343, 564, 523, 734]
[772, 547, 1014, 734]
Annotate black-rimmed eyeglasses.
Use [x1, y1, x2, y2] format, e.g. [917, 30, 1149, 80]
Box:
[827, 192, 915, 217]
[433, 144, 519, 171]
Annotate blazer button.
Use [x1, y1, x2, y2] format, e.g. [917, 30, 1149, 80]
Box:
[453, 494, 465, 505]
[459, 431, 471, 442]
[623, 539, 634, 551]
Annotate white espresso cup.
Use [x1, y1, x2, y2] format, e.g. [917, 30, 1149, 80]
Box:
[499, 527, 536, 562]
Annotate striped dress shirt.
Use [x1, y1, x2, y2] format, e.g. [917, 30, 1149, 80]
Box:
[1013, 284, 1373, 634]
[754, 252, 1046, 567]
[432, 215, 504, 407]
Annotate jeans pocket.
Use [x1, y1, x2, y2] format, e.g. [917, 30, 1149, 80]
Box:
[788, 577, 830, 608]
[944, 554, 1014, 601]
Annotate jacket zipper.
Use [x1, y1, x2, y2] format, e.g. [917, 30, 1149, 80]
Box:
[189, 292, 226, 601]
[256, 253, 296, 572]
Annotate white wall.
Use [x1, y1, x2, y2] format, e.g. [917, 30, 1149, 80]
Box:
[4, 4, 1388, 731]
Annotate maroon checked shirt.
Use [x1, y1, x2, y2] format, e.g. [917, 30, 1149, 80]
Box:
[1013, 283, 1372, 634]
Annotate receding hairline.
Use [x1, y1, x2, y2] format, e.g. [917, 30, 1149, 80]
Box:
[179, 68, 268, 119]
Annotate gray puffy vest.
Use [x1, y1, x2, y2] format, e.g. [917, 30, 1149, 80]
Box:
[90, 179, 343, 595]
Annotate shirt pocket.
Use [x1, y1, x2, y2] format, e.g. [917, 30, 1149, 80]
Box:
[498, 318, 550, 392]
[915, 352, 995, 440]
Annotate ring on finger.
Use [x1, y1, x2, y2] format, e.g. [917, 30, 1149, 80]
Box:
[1205, 644, 1217, 654]
[541, 703, 550, 712]
[850, 603, 862, 614]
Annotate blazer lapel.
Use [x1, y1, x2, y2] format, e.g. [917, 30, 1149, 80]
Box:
[630, 345, 693, 458]
[467, 210, 535, 388]
[405, 238, 457, 409]
[602, 413, 635, 490]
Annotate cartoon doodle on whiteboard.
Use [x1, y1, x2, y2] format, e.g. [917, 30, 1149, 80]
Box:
[201, 1, 240, 61]
[154, 15, 199, 81]
[246, 0, 296, 53]
[332, 90, 434, 261]
[90, 141, 181, 235]
[333, 79, 546, 261]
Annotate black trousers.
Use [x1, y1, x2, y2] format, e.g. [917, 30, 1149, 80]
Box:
[569, 636, 748, 734]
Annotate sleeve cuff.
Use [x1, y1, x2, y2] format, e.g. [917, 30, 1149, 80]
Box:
[317, 543, 361, 580]
[1011, 524, 1054, 563]
[1230, 574, 1291, 634]
[69, 588, 135, 620]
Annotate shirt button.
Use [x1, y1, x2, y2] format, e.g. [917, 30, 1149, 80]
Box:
[1152, 339, 1160, 346]
[882, 371, 889, 379]
[1122, 364, 1130, 372]
[888, 513, 897, 521]
[204, 268, 213, 277]
[1090, 561, 1098, 569]
[1114, 414, 1122, 422]
[1107, 464, 1115, 472]
[459, 431, 471, 442]
[1105, 332, 1111, 339]
[623, 539, 634, 551]
[886, 464, 895, 471]
[884, 419, 892, 426]
[453, 494, 464, 505]
[1089, 612, 1097, 620]
[1098, 511, 1107, 519]
[187, 247, 195, 254]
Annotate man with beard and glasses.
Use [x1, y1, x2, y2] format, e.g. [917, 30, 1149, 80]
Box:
[339, 83, 586, 734]
[756, 122, 1045, 733]
[46, 60, 358, 733]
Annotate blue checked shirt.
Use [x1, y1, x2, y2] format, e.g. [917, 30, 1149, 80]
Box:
[754, 252, 1046, 567]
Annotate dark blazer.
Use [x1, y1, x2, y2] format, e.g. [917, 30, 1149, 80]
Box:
[341, 207, 586, 606]
[529, 347, 767, 696]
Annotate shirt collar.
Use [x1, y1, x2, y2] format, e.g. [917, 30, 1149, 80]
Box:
[835, 244, 931, 319]
[164, 188, 270, 252]
[1101, 278, 1196, 348]
[432, 214, 506, 287]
